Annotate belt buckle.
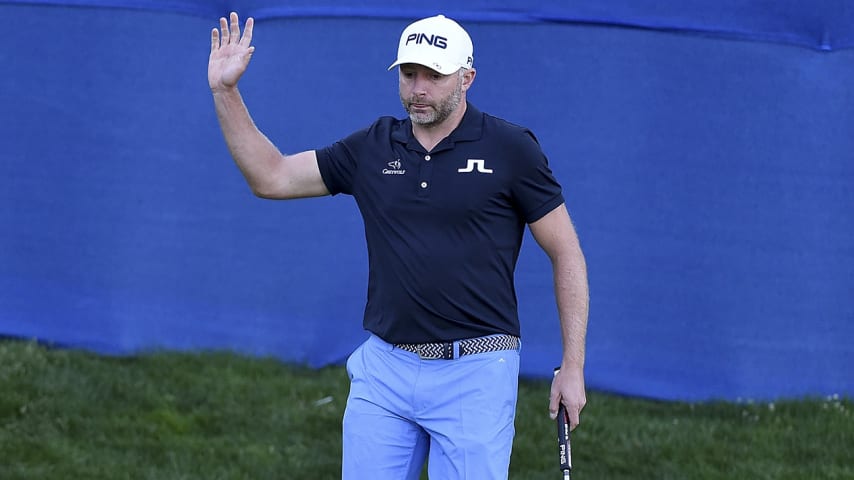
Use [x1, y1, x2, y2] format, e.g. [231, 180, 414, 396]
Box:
[416, 342, 452, 360]
[415, 343, 437, 360]
[415, 344, 430, 360]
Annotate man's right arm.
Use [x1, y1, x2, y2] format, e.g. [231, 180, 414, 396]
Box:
[209, 12, 328, 200]
[212, 87, 328, 199]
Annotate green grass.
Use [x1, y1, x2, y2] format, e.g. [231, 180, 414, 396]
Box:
[1, 340, 851, 479]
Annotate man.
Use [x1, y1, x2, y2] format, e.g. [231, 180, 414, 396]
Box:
[208, 12, 588, 479]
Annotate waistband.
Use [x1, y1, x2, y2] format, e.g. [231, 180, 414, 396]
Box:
[394, 334, 520, 360]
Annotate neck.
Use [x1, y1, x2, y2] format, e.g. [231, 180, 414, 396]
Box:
[412, 101, 467, 152]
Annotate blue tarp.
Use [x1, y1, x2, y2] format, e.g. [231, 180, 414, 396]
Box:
[1, 1, 853, 401]
[3, 0, 854, 50]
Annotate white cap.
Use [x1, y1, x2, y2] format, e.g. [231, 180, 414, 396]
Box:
[388, 15, 474, 75]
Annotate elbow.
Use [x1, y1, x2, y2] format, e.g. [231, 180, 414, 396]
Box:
[251, 187, 289, 200]
[249, 181, 301, 200]
[252, 188, 277, 199]
[248, 182, 281, 200]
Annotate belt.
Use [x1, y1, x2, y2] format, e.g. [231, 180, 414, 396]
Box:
[394, 334, 520, 360]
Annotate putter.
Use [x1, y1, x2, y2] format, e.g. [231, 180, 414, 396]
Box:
[554, 368, 572, 479]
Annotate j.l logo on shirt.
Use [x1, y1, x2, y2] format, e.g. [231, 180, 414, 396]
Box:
[457, 159, 493, 174]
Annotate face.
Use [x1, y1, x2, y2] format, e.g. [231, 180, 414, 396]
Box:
[398, 64, 466, 127]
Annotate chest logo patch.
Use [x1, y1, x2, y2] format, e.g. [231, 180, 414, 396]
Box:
[457, 158, 493, 174]
[383, 159, 406, 175]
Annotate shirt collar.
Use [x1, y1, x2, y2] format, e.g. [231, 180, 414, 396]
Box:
[392, 101, 484, 152]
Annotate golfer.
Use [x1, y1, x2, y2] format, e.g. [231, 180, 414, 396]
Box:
[208, 12, 589, 479]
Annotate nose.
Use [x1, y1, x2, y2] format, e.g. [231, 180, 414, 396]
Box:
[410, 72, 429, 94]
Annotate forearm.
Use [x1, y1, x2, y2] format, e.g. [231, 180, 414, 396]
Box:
[212, 87, 285, 196]
[553, 244, 589, 372]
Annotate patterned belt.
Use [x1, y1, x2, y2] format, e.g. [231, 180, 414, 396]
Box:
[395, 334, 520, 360]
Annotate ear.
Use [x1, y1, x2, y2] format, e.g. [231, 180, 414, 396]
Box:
[461, 68, 476, 92]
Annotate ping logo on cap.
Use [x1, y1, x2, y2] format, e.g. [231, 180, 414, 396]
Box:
[388, 15, 473, 75]
[405, 33, 448, 49]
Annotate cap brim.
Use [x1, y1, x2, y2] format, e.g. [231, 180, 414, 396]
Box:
[387, 57, 459, 76]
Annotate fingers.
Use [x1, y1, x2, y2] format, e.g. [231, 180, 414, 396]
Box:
[548, 389, 560, 420]
[229, 11, 240, 43]
[210, 27, 219, 53]
[219, 16, 229, 45]
[240, 17, 254, 47]
[567, 394, 587, 430]
[567, 403, 581, 430]
[213, 12, 253, 49]
[551, 397, 583, 430]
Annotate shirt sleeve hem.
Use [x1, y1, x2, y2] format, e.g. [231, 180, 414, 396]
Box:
[525, 193, 565, 224]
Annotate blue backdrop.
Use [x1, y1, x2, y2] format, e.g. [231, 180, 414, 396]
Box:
[1, 1, 852, 401]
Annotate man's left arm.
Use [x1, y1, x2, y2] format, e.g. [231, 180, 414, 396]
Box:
[528, 203, 589, 430]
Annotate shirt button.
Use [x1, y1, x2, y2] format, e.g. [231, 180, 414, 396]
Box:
[420, 182, 428, 189]
[424, 155, 431, 161]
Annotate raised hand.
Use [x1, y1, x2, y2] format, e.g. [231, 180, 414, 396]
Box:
[209, 12, 255, 92]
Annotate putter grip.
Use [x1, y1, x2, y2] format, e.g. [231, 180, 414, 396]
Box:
[554, 367, 572, 478]
[557, 403, 572, 475]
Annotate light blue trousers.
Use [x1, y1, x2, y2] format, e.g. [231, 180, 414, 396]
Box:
[342, 334, 521, 480]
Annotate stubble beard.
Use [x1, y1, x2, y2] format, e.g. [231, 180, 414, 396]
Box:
[401, 76, 463, 127]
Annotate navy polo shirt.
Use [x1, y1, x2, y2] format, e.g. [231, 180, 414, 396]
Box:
[316, 102, 564, 344]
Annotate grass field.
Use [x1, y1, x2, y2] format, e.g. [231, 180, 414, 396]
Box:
[1, 339, 851, 479]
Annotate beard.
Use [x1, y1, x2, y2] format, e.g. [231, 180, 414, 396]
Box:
[401, 76, 463, 127]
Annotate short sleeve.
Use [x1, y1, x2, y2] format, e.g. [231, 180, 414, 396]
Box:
[316, 129, 367, 196]
[510, 130, 565, 223]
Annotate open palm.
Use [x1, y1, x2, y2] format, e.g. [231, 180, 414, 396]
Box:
[208, 12, 255, 91]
